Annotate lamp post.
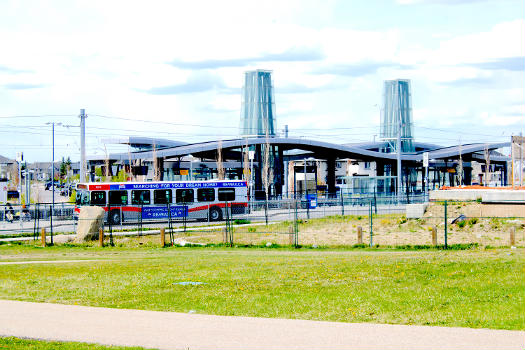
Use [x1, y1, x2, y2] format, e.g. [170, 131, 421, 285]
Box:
[249, 150, 254, 205]
[45, 122, 61, 244]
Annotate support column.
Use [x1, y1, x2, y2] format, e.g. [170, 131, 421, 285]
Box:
[326, 157, 336, 198]
[156, 157, 164, 181]
[464, 166, 472, 185]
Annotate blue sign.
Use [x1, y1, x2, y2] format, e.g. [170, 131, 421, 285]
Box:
[141, 206, 188, 219]
[306, 194, 317, 209]
[109, 181, 246, 191]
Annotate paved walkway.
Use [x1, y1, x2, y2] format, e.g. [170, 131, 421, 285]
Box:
[0, 300, 523, 350]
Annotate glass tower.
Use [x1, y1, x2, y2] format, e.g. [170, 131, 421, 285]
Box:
[240, 70, 276, 137]
[380, 79, 414, 153]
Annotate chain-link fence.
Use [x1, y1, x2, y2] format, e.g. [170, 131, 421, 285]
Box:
[1, 198, 523, 248]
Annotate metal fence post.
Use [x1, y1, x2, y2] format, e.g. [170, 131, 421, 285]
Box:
[108, 202, 114, 247]
[33, 203, 39, 241]
[294, 199, 299, 247]
[49, 204, 53, 245]
[340, 189, 344, 216]
[167, 202, 173, 246]
[444, 200, 448, 249]
[369, 200, 373, 247]
[265, 198, 268, 226]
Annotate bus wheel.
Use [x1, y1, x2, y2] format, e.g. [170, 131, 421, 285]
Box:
[209, 207, 222, 221]
[109, 210, 121, 225]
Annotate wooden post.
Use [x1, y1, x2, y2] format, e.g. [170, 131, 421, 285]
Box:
[510, 227, 516, 246]
[160, 228, 165, 247]
[431, 226, 437, 246]
[99, 228, 104, 247]
[41, 228, 46, 247]
[289, 225, 294, 245]
[357, 226, 363, 245]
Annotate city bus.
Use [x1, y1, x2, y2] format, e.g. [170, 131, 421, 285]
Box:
[74, 180, 248, 224]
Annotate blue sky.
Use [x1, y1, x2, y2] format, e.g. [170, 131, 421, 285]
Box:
[0, 0, 523, 162]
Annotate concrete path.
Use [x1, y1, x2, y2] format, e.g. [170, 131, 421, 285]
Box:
[0, 300, 523, 350]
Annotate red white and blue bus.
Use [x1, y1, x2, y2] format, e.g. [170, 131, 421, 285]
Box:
[75, 180, 248, 224]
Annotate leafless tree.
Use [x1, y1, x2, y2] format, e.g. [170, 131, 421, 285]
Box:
[243, 138, 249, 182]
[217, 140, 225, 180]
[484, 145, 491, 187]
[458, 140, 463, 186]
[127, 145, 134, 182]
[104, 144, 110, 182]
[153, 141, 160, 181]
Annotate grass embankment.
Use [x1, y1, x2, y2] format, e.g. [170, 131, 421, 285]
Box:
[0, 245, 523, 330]
[0, 337, 151, 350]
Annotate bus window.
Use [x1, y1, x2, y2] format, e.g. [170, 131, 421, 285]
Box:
[154, 189, 172, 204]
[218, 188, 235, 201]
[75, 191, 82, 205]
[197, 188, 215, 202]
[91, 191, 106, 206]
[76, 190, 90, 205]
[132, 190, 150, 205]
[109, 190, 128, 206]
[81, 191, 89, 205]
[176, 189, 194, 203]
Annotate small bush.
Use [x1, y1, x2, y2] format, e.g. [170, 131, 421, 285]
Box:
[247, 227, 257, 233]
[457, 221, 466, 228]
[397, 216, 407, 225]
[234, 219, 251, 225]
[468, 218, 478, 226]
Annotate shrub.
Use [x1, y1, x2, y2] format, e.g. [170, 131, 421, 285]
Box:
[457, 221, 466, 228]
[468, 218, 478, 226]
[234, 219, 251, 225]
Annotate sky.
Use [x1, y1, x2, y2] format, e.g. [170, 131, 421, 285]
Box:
[0, 0, 523, 162]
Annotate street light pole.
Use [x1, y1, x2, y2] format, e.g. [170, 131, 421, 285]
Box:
[303, 158, 307, 199]
[46, 122, 61, 244]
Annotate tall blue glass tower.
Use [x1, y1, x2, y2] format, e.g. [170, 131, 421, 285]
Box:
[240, 70, 276, 137]
[380, 79, 414, 153]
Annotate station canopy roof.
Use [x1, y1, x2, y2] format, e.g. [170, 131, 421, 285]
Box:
[89, 137, 510, 164]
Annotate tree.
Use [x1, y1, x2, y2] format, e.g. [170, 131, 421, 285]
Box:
[60, 157, 67, 178]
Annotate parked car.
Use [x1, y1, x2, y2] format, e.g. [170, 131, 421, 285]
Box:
[45, 181, 61, 190]
[60, 183, 76, 196]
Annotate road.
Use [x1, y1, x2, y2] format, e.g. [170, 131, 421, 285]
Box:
[0, 300, 523, 350]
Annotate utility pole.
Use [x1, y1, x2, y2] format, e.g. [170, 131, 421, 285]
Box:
[24, 162, 30, 207]
[80, 109, 87, 183]
[45, 122, 61, 244]
[511, 135, 515, 188]
[16, 152, 22, 206]
[519, 132, 523, 186]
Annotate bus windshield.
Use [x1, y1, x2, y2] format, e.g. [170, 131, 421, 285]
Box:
[75, 190, 89, 205]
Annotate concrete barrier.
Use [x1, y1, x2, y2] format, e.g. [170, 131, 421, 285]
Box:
[406, 203, 428, 219]
[430, 189, 525, 204]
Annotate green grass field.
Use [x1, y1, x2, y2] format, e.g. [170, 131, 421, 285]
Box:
[0, 244, 523, 330]
[0, 337, 150, 350]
